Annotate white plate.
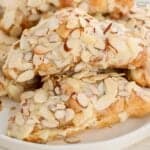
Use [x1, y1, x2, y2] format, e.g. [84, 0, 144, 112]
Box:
[0, 100, 150, 150]
[0, 1, 150, 149]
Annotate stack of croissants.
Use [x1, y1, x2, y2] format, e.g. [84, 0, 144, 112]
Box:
[0, 0, 150, 144]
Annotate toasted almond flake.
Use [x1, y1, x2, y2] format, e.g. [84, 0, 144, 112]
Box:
[65, 136, 80, 144]
[7, 50, 23, 69]
[47, 17, 59, 30]
[71, 29, 81, 38]
[66, 16, 79, 29]
[8, 69, 18, 80]
[54, 110, 65, 121]
[56, 24, 70, 39]
[24, 53, 32, 61]
[17, 70, 35, 82]
[118, 91, 129, 97]
[8, 123, 35, 140]
[94, 38, 105, 50]
[33, 55, 44, 67]
[20, 36, 30, 50]
[26, 118, 37, 125]
[95, 77, 118, 110]
[56, 103, 66, 110]
[1, 9, 16, 29]
[81, 50, 91, 63]
[79, 17, 87, 27]
[68, 98, 83, 113]
[65, 108, 75, 122]
[66, 37, 80, 50]
[77, 93, 89, 107]
[27, 0, 42, 7]
[22, 63, 33, 70]
[95, 95, 115, 111]
[81, 32, 96, 45]
[104, 78, 118, 97]
[7, 83, 24, 101]
[74, 62, 85, 72]
[127, 37, 142, 54]
[15, 112, 24, 126]
[34, 89, 48, 103]
[97, 81, 105, 96]
[38, 106, 52, 120]
[54, 87, 60, 95]
[41, 119, 59, 128]
[21, 91, 34, 100]
[34, 45, 50, 55]
[34, 28, 48, 36]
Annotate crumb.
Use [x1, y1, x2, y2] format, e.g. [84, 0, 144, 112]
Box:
[64, 136, 81, 144]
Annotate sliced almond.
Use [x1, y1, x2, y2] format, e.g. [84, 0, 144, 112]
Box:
[7, 69, 18, 80]
[104, 77, 118, 98]
[127, 37, 142, 54]
[34, 45, 50, 55]
[56, 103, 66, 110]
[17, 70, 35, 82]
[7, 83, 24, 101]
[71, 29, 81, 38]
[81, 32, 96, 45]
[56, 24, 70, 39]
[65, 108, 75, 122]
[34, 89, 48, 103]
[47, 17, 59, 30]
[81, 50, 91, 63]
[97, 81, 105, 96]
[15, 112, 25, 126]
[41, 119, 59, 128]
[65, 136, 80, 144]
[66, 37, 81, 51]
[95, 77, 119, 111]
[67, 16, 79, 29]
[77, 93, 89, 107]
[54, 110, 65, 121]
[1, 9, 16, 29]
[68, 98, 82, 113]
[21, 91, 34, 100]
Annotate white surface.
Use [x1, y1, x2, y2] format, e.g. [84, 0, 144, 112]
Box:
[128, 137, 150, 150]
[0, 100, 149, 150]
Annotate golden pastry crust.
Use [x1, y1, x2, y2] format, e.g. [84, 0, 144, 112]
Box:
[129, 52, 150, 88]
[7, 73, 150, 143]
[3, 8, 146, 83]
[129, 59, 150, 87]
[126, 92, 150, 117]
[88, 0, 108, 14]
[110, 0, 134, 18]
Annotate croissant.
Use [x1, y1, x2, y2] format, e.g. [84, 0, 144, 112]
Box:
[7, 73, 150, 143]
[3, 8, 146, 83]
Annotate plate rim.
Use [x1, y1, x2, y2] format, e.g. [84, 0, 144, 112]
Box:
[0, 122, 150, 150]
